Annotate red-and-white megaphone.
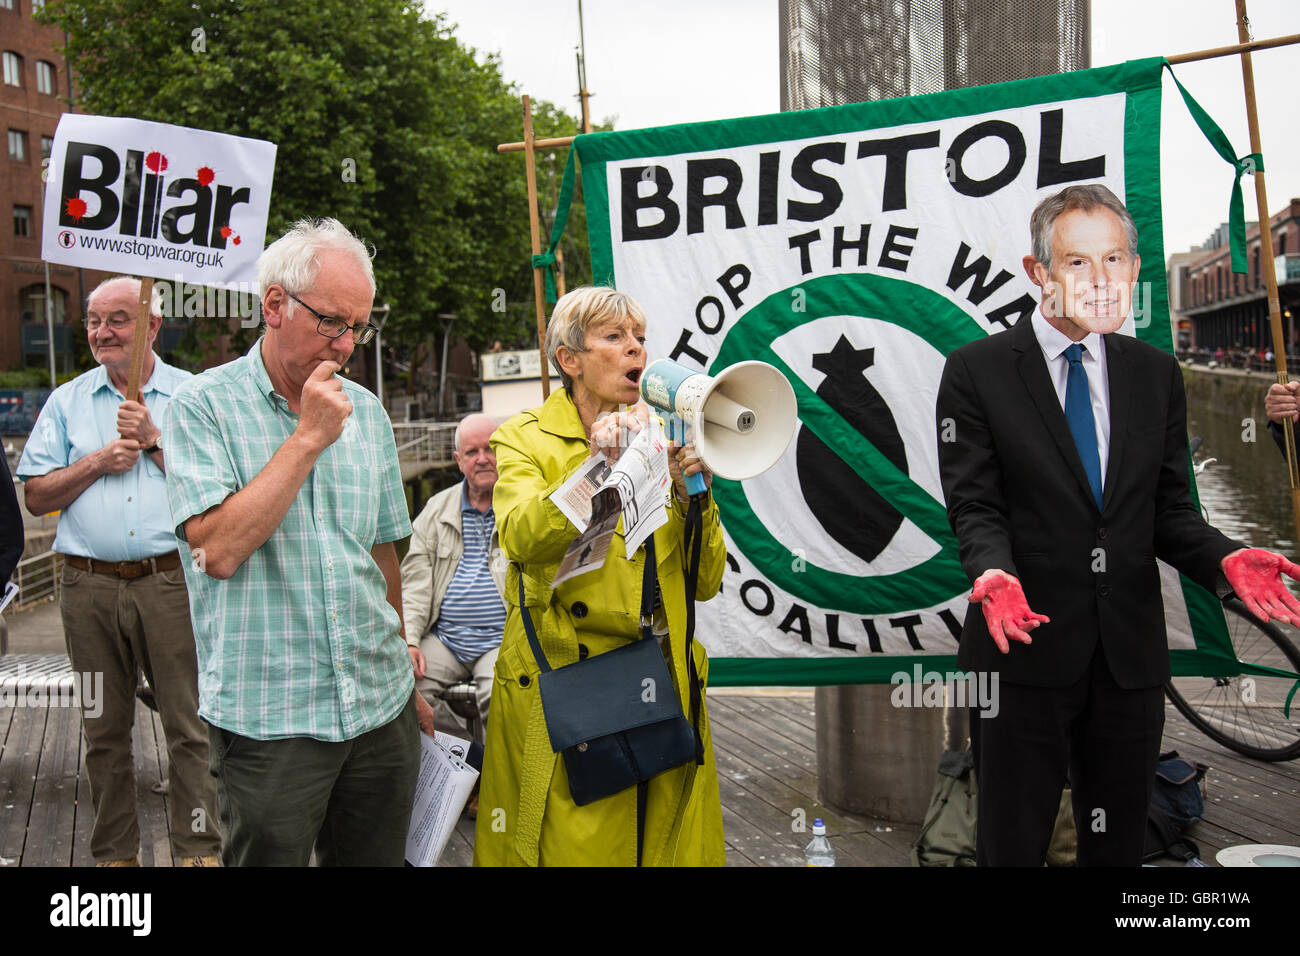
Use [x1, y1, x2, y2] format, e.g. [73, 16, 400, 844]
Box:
[639, 358, 798, 495]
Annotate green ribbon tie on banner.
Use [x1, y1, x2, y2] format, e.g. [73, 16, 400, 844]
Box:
[531, 144, 578, 303]
[1164, 61, 1263, 275]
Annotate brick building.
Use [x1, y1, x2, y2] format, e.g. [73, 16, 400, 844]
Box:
[1171, 199, 1300, 361]
[1, 0, 112, 378]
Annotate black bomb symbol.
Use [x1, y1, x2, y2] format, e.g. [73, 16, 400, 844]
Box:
[796, 335, 907, 564]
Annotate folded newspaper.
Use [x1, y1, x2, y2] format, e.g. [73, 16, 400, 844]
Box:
[550, 415, 672, 586]
[404, 731, 479, 867]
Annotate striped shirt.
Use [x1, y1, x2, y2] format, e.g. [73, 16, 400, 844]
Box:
[164, 337, 413, 742]
[435, 483, 506, 663]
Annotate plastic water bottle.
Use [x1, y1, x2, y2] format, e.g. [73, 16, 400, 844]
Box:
[804, 818, 836, 866]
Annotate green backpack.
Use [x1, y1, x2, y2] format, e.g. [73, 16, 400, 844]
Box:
[911, 749, 978, 867]
[912, 749, 1078, 866]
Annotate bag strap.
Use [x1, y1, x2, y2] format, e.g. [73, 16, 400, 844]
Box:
[518, 537, 659, 674]
[683, 497, 705, 765]
[1144, 805, 1200, 862]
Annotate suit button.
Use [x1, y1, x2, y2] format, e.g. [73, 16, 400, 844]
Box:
[571, 601, 588, 619]
[578, 643, 589, 660]
[519, 675, 531, 687]
[1098, 584, 1111, 597]
[1097, 527, 1108, 541]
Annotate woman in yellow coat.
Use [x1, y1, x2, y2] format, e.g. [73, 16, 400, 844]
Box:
[473, 286, 728, 866]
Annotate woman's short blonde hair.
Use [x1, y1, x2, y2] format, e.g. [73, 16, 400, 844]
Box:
[545, 286, 647, 391]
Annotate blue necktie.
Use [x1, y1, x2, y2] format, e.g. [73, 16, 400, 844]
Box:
[1064, 343, 1103, 509]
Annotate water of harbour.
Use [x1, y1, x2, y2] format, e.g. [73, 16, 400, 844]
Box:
[1184, 373, 1298, 555]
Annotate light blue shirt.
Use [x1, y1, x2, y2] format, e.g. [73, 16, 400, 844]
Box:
[17, 356, 191, 561]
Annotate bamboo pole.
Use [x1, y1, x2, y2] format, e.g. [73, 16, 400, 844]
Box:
[1165, 30, 1300, 64]
[124, 276, 154, 404]
[521, 95, 551, 399]
[1232, 1, 1300, 544]
[498, 134, 575, 155]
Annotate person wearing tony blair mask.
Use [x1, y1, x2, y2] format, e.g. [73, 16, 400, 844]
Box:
[937, 183, 1300, 866]
[474, 285, 728, 867]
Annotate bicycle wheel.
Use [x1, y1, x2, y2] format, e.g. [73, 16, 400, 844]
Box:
[1165, 600, 1300, 761]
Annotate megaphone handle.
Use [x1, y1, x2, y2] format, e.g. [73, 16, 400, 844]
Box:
[665, 415, 709, 497]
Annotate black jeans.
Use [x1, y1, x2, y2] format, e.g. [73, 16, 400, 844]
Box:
[208, 692, 420, 866]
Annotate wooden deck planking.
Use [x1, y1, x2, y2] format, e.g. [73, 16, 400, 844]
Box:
[708, 696, 918, 860]
[707, 697, 915, 865]
[24, 701, 78, 866]
[711, 733, 912, 866]
[131, 700, 171, 867]
[0, 704, 45, 866]
[3, 692, 1298, 866]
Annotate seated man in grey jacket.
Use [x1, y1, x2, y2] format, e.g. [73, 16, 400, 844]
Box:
[401, 413, 505, 742]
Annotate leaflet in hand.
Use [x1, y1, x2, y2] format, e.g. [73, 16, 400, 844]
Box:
[549, 416, 672, 585]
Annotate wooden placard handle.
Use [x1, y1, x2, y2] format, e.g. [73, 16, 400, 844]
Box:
[124, 276, 154, 405]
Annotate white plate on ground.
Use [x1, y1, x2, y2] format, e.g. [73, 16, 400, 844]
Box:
[1215, 844, 1300, 867]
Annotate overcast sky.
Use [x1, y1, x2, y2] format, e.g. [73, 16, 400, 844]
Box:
[425, 0, 1300, 261]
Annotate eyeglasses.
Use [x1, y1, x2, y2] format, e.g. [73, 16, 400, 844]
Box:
[83, 313, 135, 333]
[285, 290, 378, 345]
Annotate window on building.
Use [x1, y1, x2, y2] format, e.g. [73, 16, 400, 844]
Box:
[36, 60, 55, 95]
[2, 52, 21, 87]
[7, 129, 25, 162]
[21, 284, 66, 325]
[14, 204, 33, 237]
[0, 1, 15, 11]
[40, 135, 52, 159]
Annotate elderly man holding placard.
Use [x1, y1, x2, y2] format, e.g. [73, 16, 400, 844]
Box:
[17, 276, 220, 867]
[165, 218, 435, 867]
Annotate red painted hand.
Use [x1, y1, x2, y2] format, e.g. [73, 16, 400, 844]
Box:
[1221, 548, 1300, 628]
[969, 569, 1051, 654]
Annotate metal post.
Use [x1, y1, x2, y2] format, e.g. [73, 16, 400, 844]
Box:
[372, 303, 390, 407]
[438, 313, 456, 418]
[42, 263, 56, 387]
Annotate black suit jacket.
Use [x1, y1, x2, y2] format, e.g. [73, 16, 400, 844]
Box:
[936, 317, 1241, 690]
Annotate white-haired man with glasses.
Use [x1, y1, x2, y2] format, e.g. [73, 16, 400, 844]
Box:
[17, 275, 220, 867]
[165, 218, 435, 867]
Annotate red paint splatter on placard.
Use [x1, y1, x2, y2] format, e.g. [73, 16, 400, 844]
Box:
[220, 225, 232, 238]
[64, 196, 87, 222]
[144, 151, 168, 173]
[196, 166, 215, 187]
[233, 236, 241, 245]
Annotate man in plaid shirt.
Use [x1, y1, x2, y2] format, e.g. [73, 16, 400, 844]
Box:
[166, 218, 435, 866]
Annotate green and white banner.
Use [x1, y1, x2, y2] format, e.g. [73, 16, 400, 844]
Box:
[570, 57, 1235, 685]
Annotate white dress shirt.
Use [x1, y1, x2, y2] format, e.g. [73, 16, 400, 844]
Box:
[1030, 310, 1111, 486]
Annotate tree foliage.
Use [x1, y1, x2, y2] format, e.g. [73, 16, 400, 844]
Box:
[39, 0, 598, 362]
